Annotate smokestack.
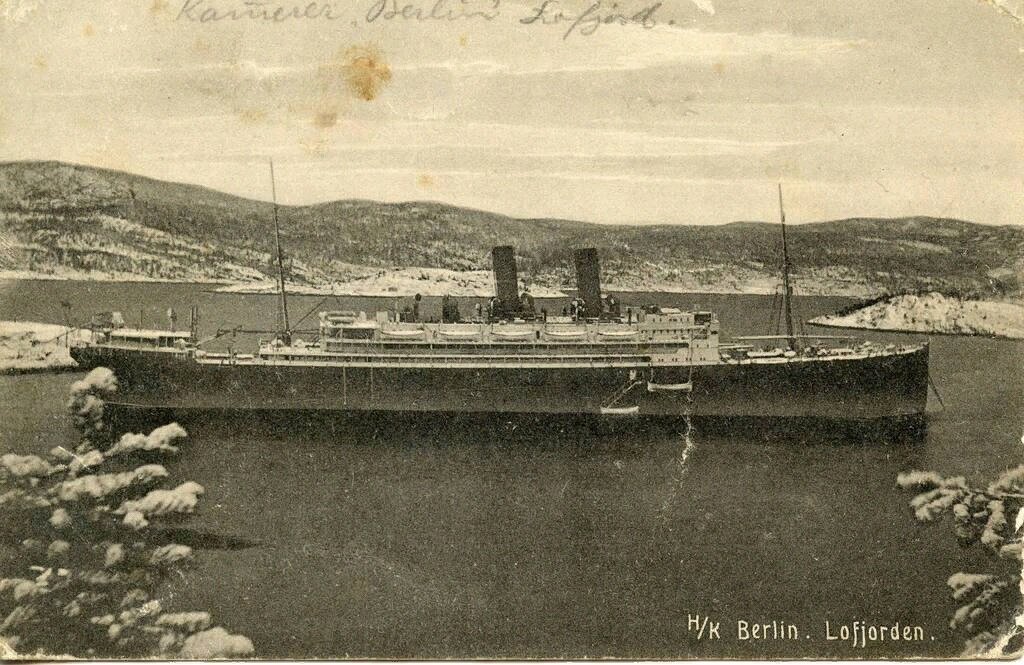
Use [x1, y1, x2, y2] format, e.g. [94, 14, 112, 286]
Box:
[491, 246, 519, 306]
[574, 248, 602, 319]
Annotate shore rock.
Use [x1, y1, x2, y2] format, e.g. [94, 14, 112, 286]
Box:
[0, 321, 83, 373]
[811, 293, 1024, 339]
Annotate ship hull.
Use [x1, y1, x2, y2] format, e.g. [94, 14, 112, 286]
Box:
[69, 346, 929, 421]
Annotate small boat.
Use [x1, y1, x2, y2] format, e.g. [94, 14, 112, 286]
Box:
[647, 381, 693, 392]
[600, 405, 640, 416]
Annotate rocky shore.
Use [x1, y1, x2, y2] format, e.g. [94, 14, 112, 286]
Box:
[810, 293, 1024, 340]
[0, 321, 84, 373]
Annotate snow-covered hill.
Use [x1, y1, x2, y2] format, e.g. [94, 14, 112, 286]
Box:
[2, 160, 1022, 298]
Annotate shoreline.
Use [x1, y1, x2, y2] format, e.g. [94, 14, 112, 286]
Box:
[0, 270, 234, 286]
[0, 364, 83, 376]
[807, 319, 1023, 342]
[4, 273, 1017, 309]
[2, 273, 865, 299]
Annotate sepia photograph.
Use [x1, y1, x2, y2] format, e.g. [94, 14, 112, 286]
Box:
[0, 0, 1021, 659]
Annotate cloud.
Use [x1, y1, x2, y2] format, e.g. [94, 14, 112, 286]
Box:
[388, 28, 867, 76]
[108, 60, 306, 81]
[19, 25, 866, 90]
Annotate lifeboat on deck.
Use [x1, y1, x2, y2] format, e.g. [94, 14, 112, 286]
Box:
[381, 329, 427, 339]
[746, 348, 785, 359]
[490, 328, 536, 341]
[598, 329, 639, 339]
[436, 328, 481, 340]
[544, 329, 588, 340]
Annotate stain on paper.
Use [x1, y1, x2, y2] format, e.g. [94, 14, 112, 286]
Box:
[314, 110, 338, 128]
[339, 44, 392, 102]
[237, 108, 267, 124]
[192, 36, 213, 54]
[308, 45, 392, 128]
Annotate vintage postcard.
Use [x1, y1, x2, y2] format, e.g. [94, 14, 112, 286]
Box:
[0, 0, 1021, 659]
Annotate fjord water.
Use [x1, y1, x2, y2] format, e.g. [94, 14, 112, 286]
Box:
[1, 280, 1021, 658]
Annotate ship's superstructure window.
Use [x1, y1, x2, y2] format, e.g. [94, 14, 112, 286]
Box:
[341, 327, 375, 339]
[108, 329, 191, 349]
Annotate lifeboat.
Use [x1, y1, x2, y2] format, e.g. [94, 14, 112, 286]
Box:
[597, 329, 639, 338]
[746, 348, 785, 359]
[544, 329, 588, 340]
[490, 329, 536, 340]
[600, 405, 640, 416]
[646, 381, 692, 392]
[381, 329, 427, 339]
[436, 328, 481, 340]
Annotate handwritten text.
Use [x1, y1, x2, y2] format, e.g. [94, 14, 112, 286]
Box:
[520, 0, 663, 38]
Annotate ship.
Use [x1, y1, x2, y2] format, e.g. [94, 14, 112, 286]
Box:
[69, 180, 930, 423]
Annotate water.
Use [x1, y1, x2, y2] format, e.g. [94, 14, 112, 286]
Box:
[1, 279, 1021, 658]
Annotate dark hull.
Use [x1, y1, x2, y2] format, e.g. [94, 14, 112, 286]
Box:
[70, 346, 929, 421]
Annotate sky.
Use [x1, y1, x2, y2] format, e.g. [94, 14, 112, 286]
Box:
[0, 0, 1021, 225]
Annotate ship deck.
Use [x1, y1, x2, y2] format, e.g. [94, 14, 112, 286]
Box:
[76, 340, 926, 369]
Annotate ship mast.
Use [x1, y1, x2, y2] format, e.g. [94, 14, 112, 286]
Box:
[269, 159, 291, 339]
[777, 183, 796, 350]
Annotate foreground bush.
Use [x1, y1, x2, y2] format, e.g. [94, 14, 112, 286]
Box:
[898, 466, 1024, 656]
[0, 368, 253, 658]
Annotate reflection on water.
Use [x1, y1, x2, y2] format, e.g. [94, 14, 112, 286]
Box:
[0, 280, 1021, 658]
[658, 418, 697, 521]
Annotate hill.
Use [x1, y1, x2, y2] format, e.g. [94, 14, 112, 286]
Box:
[0, 160, 1021, 297]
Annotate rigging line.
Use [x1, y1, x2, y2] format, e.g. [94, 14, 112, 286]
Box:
[928, 374, 946, 411]
[291, 296, 333, 330]
[768, 285, 784, 337]
[791, 292, 806, 337]
[771, 287, 783, 337]
[40, 325, 86, 345]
